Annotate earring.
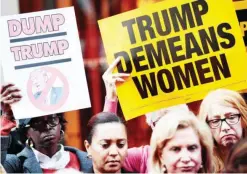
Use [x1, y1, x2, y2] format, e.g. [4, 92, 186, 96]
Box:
[26, 138, 34, 148]
[162, 165, 167, 173]
[87, 154, 92, 159]
[59, 130, 65, 142]
[60, 130, 64, 136]
[200, 164, 203, 168]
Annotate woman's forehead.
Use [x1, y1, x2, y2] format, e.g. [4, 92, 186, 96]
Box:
[93, 123, 127, 139]
[207, 104, 239, 118]
[165, 127, 200, 146]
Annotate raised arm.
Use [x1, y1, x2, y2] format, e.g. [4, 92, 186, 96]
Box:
[0, 83, 21, 164]
[102, 57, 129, 113]
[102, 58, 151, 173]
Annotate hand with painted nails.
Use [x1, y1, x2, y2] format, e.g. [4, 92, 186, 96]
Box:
[1, 83, 22, 120]
[102, 57, 130, 100]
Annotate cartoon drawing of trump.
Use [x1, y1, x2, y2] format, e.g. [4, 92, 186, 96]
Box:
[30, 68, 63, 105]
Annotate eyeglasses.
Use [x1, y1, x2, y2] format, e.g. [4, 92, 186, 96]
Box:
[27, 114, 60, 131]
[207, 114, 241, 129]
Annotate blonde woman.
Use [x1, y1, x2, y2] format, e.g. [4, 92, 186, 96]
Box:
[150, 109, 214, 173]
[198, 89, 247, 172]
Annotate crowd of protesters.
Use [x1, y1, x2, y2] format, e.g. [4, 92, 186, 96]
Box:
[1, 58, 247, 173]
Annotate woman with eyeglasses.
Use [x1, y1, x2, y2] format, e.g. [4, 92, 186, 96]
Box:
[0, 83, 92, 173]
[198, 88, 247, 172]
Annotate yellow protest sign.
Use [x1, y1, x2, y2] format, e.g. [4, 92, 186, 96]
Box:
[234, 0, 247, 10]
[234, 0, 247, 94]
[99, 0, 247, 120]
[234, 0, 247, 46]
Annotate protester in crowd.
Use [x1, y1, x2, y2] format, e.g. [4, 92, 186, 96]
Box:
[225, 137, 247, 173]
[0, 83, 92, 173]
[198, 89, 247, 172]
[150, 109, 214, 173]
[102, 57, 200, 173]
[84, 112, 129, 173]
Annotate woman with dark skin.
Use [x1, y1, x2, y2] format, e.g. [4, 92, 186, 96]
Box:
[0, 83, 92, 173]
[84, 112, 129, 173]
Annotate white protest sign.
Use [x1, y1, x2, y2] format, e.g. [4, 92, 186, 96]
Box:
[0, 7, 91, 119]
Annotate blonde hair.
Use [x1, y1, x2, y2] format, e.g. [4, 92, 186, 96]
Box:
[146, 104, 189, 129]
[150, 110, 214, 173]
[198, 89, 247, 172]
